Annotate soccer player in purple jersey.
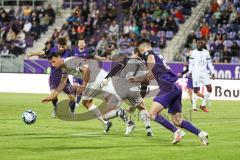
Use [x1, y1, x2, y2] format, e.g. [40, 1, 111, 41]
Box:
[129, 39, 209, 145]
[42, 53, 113, 133]
[41, 38, 76, 117]
[72, 39, 105, 106]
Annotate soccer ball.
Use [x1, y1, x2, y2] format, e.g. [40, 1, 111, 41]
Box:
[22, 110, 37, 125]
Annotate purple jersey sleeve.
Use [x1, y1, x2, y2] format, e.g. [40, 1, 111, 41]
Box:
[142, 50, 178, 90]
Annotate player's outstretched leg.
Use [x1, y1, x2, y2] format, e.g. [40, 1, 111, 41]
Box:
[83, 100, 112, 133]
[149, 102, 185, 144]
[136, 102, 153, 136]
[103, 107, 136, 135]
[172, 113, 208, 146]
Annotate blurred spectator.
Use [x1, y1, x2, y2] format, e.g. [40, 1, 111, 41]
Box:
[221, 47, 231, 63]
[179, 0, 240, 63]
[23, 6, 32, 19]
[69, 27, 78, 46]
[200, 23, 210, 39]
[109, 20, 119, 36]
[46, 0, 198, 59]
[1, 46, 9, 55]
[40, 14, 50, 33]
[5, 28, 16, 43]
[186, 30, 197, 45]
[96, 34, 108, 56]
[165, 16, 178, 33]
[46, 4, 55, 25]
[0, 5, 55, 56]
[123, 21, 133, 35]
[231, 41, 240, 57]
[23, 21, 32, 33]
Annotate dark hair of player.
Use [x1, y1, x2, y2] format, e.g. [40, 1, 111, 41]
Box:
[47, 52, 61, 60]
[137, 38, 151, 47]
[58, 38, 67, 46]
[134, 47, 142, 57]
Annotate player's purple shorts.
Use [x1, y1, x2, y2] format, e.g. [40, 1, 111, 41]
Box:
[187, 77, 193, 89]
[153, 83, 182, 114]
[49, 75, 74, 95]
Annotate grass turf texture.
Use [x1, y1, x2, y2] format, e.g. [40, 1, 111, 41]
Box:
[0, 93, 240, 160]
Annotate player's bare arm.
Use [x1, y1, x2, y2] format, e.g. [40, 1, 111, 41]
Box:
[27, 51, 45, 58]
[76, 66, 90, 95]
[207, 57, 215, 80]
[94, 55, 106, 61]
[41, 75, 68, 104]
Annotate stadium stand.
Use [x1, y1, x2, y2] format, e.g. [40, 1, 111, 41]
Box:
[43, 0, 199, 59]
[0, 4, 55, 56]
[178, 0, 240, 64]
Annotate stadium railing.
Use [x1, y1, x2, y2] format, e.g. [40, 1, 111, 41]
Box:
[0, 0, 46, 7]
[0, 54, 24, 73]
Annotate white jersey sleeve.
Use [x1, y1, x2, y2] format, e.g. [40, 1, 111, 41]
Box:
[62, 56, 85, 78]
[188, 51, 194, 74]
[206, 50, 214, 74]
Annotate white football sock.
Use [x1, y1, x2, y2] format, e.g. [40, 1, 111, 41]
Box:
[88, 104, 107, 124]
[140, 110, 152, 133]
[192, 93, 198, 109]
[201, 91, 211, 106]
[104, 109, 118, 120]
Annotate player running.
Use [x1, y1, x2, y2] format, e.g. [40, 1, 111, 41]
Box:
[189, 38, 215, 112]
[129, 39, 209, 145]
[102, 48, 153, 136]
[42, 53, 112, 132]
[178, 55, 204, 111]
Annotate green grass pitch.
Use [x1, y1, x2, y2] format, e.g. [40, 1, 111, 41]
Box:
[0, 93, 240, 160]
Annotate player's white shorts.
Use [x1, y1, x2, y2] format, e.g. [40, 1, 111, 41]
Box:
[107, 78, 143, 108]
[82, 69, 116, 100]
[192, 71, 211, 88]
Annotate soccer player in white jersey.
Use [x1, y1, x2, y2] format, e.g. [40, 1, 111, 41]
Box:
[102, 48, 153, 136]
[189, 39, 215, 112]
[42, 52, 113, 132]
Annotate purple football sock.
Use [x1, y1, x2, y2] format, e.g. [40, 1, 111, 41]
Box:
[181, 120, 201, 135]
[76, 95, 81, 103]
[52, 98, 58, 108]
[154, 115, 178, 133]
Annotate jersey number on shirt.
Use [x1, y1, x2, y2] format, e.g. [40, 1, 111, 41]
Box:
[159, 54, 170, 69]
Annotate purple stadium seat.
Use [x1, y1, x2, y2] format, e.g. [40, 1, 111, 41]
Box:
[231, 57, 239, 64]
[166, 31, 174, 40]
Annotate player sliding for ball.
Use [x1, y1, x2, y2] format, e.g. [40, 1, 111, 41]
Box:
[28, 38, 76, 118]
[129, 39, 209, 145]
[42, 52, 112, 133]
